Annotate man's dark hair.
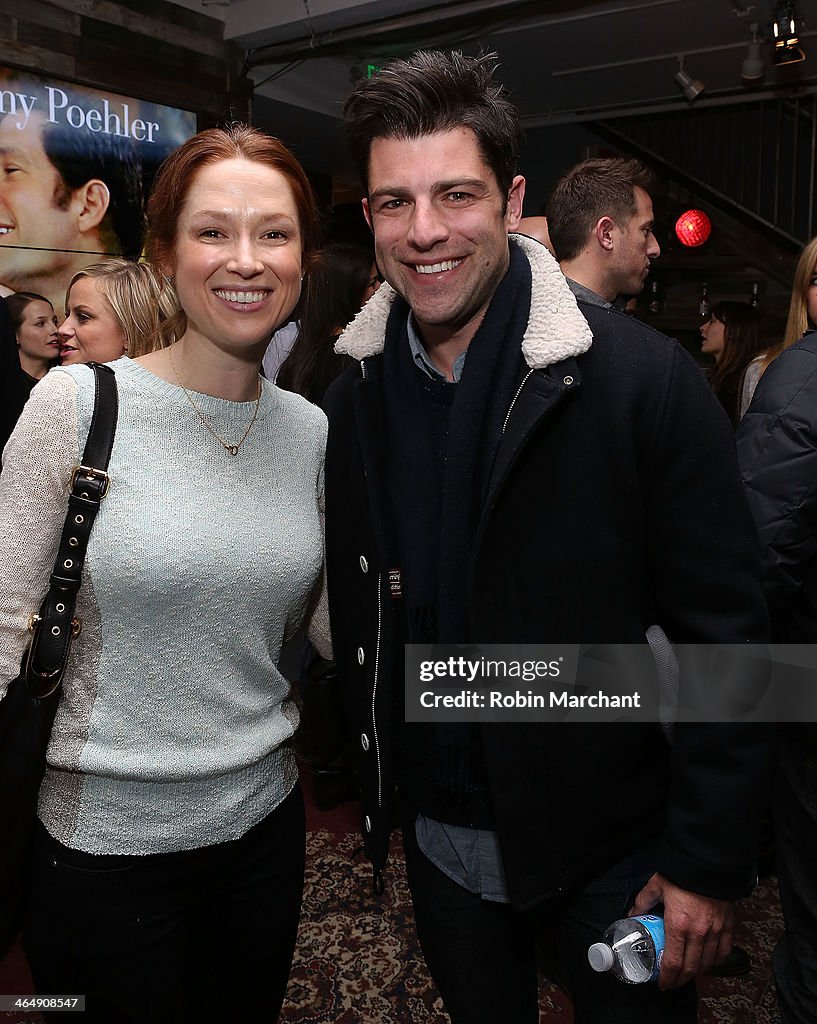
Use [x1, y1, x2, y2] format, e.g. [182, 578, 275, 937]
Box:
[343, 50, 522, 203]
[44, 115, 145, 260]
[546, 158, 653, 262]
[1, 81, 146, 258]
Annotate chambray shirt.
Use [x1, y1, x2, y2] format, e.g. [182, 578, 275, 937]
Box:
[410, 278, 622, 901]
[407, 314, 468, 383]
[405, 314, 510, 903]
[567, 277, 628, 311]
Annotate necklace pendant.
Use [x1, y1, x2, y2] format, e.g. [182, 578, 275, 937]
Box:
[168, 345, 261, 458]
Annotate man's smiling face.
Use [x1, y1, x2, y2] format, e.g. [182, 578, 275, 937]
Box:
[363, 127, 524, 346]
[0, 111, 80, 292]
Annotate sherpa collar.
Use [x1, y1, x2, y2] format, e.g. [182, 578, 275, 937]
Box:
[334, 233, 593, 370]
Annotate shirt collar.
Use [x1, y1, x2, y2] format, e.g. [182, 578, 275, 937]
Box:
[406, 312, 466, 383]
[566, 277, 613, 309]
[566, 277, 631, 313]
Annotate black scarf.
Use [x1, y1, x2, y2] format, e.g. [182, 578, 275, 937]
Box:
[383, 242, 532, 643]
[383, 243, 532, 805]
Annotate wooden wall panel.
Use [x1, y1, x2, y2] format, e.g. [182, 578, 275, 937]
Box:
[16, 22, 80, 59]
[29, 0, 225, 59]
[0, 39, 76, 78]
[0, 0, 251, 125]
[1, 0, 79, 34]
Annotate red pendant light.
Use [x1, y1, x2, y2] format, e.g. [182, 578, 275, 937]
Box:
[675, 209, 712, 247]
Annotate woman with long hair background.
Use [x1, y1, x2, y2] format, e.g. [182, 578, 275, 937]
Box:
[699, 299, 762, 426]
[0, 293, 60, 462]
[737, 235, 817, 1024]
[6, 292, 60, 382]
[741, 236, 817, 415]
[277, 242, 378, 404]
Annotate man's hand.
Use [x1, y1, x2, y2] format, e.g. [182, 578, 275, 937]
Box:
[629, 873, 734, 990]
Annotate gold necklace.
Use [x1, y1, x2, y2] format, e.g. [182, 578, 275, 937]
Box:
[168, 344, 262, 456]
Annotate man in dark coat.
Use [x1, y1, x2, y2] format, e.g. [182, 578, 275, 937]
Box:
[324, 49, 770, 1024]
[546, 156, 660, 311]
[737, 324, 817, 1024]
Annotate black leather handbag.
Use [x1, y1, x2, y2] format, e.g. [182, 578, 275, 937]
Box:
[0, 362, 118, 959]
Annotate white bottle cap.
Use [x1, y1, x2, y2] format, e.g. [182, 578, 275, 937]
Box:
[588, 942, 615, 973]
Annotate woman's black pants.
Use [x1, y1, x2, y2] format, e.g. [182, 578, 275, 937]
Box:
[24, 785, 305, 1024]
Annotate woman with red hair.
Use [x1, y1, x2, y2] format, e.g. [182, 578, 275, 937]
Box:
[0, 126, 329, 1022]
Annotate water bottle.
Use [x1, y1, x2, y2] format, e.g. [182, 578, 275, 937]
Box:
[587, 914, 665, 984]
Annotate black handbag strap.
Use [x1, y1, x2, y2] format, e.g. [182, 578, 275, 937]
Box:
[26, 362, 118, 698]
[81, 361, 119, 471]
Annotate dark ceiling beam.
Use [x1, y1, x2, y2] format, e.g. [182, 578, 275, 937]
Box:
[245, 0, 616, 67]
[523, 80, 817, 126]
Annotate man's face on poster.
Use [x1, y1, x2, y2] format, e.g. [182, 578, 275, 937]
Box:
[0, 110, 84, 292]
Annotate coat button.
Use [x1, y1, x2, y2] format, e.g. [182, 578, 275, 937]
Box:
[364, 815, 372, 833]
[563, 375, 574, 385]
[361, 733, 370, 752]
[357, 647, 365, 665]
[359, 555, 369, 573]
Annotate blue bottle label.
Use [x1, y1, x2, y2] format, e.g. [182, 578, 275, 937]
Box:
[634, 914, 665, 981]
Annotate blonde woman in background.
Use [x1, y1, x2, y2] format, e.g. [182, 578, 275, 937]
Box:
[58, 257, 179, 365]
[741, 235, 817, 415]
[737, 234, 817, 1023]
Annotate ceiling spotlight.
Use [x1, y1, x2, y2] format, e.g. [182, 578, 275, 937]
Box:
[742, 23, 766, 81]
[675, 57, 705, 101]
[772, 1, 806, 66]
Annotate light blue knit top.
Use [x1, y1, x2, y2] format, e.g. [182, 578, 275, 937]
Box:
[0, 357, 327, 855]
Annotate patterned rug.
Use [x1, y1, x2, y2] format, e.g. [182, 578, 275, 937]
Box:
[0, 827, 785, 1023]
[284, 829, 785, 1024]
[698, 875, 784, 1024]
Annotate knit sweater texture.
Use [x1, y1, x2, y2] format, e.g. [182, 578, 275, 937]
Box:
[0, 357, 327, 855]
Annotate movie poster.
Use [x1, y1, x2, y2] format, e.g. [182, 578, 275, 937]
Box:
[0, 67, 197, 312]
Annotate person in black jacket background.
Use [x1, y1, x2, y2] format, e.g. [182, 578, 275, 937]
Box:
[737, 252, 817, 1022]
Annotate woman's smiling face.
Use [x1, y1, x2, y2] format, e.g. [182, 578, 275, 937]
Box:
[165, 157, 304, 357]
